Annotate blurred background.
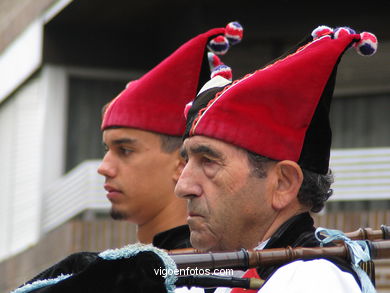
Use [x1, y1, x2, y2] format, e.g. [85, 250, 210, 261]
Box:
[1, 0, 390, 291]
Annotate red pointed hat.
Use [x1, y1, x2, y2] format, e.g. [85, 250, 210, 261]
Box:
[184, 26, 377, 174]
[101, 22, 243, 136]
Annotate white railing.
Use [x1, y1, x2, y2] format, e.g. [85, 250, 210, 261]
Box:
[41, 147, 390, 233]
[330, 148, 390, 200]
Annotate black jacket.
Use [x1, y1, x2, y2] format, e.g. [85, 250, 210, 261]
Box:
[16, 225, 191, 292]
[153, 225, 191, 250]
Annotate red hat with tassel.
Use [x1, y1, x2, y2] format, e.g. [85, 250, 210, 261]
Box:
[101, 22, 243, 136]
[184, 25, 378, 174]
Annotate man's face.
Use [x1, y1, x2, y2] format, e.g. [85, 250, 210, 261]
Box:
[98, 128, 180, 225]
[175, 135, 275, 251]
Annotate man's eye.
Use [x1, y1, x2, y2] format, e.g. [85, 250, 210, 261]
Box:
[120, 147, 133, 155]
[180, 150, 188, 163]
[202, 157, 214, 165]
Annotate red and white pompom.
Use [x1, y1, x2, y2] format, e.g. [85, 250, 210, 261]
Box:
[210, 64, 233, 81]
[184, 101, 193, 119]
[208, 35, 230, 55]
[225, 21, 243, 45]
[312, 25, 333, 40]
[334, 27, 356, 39]
[354, 32, 378, 56]
[208, 52, 223, 71]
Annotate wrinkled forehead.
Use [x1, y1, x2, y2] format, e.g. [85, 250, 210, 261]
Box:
[184, 135, 227, 150]
[182, 135, 249, 161]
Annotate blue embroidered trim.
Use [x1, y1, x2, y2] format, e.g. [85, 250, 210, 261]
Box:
[10, 274, 72, 293]
[315, 227, 376, 293]
[99, 243, 178, 293]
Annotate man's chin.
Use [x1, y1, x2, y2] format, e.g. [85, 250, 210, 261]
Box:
[190, 232, 216, 251]
[110, 209, 128, 220]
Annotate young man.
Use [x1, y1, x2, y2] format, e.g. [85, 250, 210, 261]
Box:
[97, 22, 242, 249]
[98, 127, 188, 247]
[175, 26, 377, 292]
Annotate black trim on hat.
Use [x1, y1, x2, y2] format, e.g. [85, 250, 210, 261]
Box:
[183, 86, 226, 139]
[298, 44, 351, 175]
[297, 66, 336, 175]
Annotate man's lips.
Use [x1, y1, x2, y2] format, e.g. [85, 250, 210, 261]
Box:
[104, 184, 123, 200]
[187, 212, 205, 228]
[188, 212, 203, 218]
[104, 184, 120, 192]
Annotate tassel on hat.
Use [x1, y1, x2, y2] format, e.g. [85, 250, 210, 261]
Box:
[207, 22, 243, 55]
[312, 25, 378, 56]
[225, 21, 244, 45]
[354, 31, 378, 56]
[208, 52, 233, 81]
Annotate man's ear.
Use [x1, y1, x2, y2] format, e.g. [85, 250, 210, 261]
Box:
[172, 152, 186, 182]
[271, 160, 303, 210]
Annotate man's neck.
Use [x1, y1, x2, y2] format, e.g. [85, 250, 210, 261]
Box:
[261, 206, 310, 243]
[136, 198, 187, 244]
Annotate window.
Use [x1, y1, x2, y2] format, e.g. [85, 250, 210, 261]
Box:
[66, 75, 128, 171]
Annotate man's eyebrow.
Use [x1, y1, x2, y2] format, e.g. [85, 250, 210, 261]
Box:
[111, 138, 137, 145]
[189, 144, 224, 159]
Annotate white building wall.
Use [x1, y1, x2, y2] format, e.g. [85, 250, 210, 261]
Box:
[0, 65, 70, 261]
[0, 73, 45, 259]
[0, 91, 15, 259]
[0, 0, 73, 260]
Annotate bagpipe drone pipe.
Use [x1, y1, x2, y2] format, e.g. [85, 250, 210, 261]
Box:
[13, 225, 390, 293]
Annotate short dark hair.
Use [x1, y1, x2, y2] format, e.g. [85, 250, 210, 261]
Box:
[157, 134, 182, 153]
[298, 168, 333, 213]
[246, 150, 334, 213]
[246, 151, 274, 178]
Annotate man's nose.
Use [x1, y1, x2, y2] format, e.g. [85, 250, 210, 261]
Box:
[97, 152, 116, 178]
[175, 162, 202, 199]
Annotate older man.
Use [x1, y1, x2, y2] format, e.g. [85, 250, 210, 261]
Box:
[175, 26, 377, 292]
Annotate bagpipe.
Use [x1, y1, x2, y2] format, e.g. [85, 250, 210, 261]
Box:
[171, 225, 390, 290]
[13, 226, 390, 293]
